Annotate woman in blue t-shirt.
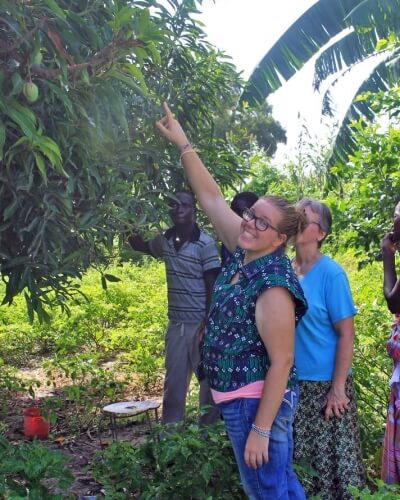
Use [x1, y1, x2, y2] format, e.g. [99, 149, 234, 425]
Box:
[156, 103, 307, 499]
[292, 198, 366, 499]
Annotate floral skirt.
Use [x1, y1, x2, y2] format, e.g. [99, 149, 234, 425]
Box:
[293, 377, 366, 499]
[382, 382, 400, 483]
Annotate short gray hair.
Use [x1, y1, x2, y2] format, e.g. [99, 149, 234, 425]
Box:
[296, 198, 332, 247]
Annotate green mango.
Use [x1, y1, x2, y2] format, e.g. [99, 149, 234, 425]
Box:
[23, 82, 39, 103]
[31, 51, 43, 65]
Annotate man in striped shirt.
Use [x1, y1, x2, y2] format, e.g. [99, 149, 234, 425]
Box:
[129, 191, 220, 425]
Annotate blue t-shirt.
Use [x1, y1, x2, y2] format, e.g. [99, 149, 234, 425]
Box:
[295, 255, 356, 381]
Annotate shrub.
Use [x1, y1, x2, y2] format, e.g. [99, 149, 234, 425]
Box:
[91, 418, 244, 499]
[349, 478, 400, 499]
[0, 436, 73, 498]
[341, 254, 391, 461]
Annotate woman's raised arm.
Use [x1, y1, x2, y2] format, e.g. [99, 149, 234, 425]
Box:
[156, 103, 241, 253]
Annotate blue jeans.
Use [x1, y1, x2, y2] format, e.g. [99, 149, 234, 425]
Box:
[218, 389, 306, 500]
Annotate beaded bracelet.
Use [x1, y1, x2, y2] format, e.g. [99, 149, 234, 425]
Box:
[180, 142, 192, 153]
[251, 423, 271, 438]
[180, 142, 195, 160]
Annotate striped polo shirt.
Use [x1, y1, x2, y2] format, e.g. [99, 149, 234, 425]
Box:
[148, 224, 220, 322]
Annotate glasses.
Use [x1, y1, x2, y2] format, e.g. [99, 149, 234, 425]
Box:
[242, 207, 279, 232]
[307, 221, 321, 228]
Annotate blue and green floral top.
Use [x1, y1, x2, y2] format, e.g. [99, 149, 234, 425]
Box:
[201, 247, 307, 392]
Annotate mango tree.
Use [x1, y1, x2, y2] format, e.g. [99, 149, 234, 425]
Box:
[0, 0, 248, 320]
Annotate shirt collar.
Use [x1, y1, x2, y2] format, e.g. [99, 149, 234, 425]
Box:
[164, 223, 201, 242]
[237, 247, 286, 280]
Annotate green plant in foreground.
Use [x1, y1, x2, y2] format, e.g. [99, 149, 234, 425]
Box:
[91, 418, 244, 499]
[349, 478, 400, 498]
[0, 436, 73, 499]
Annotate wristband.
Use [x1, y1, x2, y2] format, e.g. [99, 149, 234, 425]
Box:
[179, 142, 192, 153]
[251, 423, 271, 438]
[180, 149, 195, 160]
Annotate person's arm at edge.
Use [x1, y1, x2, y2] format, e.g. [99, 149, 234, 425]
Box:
[155, 103, 241, 253]
[382, 234, 400, 313]
[244, 287, 295, 469]
[324, 316, 354, 420]
[204, 267, 219, 313]
[128, 233, 151, 255]
[197, 267, 220, 342]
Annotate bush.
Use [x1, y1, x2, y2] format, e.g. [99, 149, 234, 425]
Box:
[341, 253, 391, 462]
[0, 436, 73, 499]
[349, 478, 400, 498]
[91, 417, 244, 499]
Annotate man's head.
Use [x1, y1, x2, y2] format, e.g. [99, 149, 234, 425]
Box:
[231, 191, 259, 217]
[167, 191, 196, 227]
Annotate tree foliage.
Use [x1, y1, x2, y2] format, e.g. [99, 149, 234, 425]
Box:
[0, 0, 259, 319]
[325, 86, 400, 262]
[214, 102, 286, 157]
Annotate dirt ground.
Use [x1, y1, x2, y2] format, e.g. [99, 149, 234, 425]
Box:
[3, 365, 163, 497]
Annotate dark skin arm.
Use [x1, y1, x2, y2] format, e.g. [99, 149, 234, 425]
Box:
[128, 233, 151, 255]
[204, 267, 219, 313]
[197, 267, 220, 340]
[382, 234, 400, 314]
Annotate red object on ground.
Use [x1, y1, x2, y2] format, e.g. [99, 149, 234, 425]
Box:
[24, 407, 50, 439]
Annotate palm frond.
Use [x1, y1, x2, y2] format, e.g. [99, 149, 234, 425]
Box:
[241, 0, 363, 105]
[313, 29, 378, 90]
[328, 56, 396, 164]
[347, 0, 400, 35]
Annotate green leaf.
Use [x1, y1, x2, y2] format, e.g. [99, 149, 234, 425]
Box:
[1, 100, 37, 137]
[376, 38, 389, 51]
[101, 275, 107, 290]
[43, 0, 67, 21]
[114, 5, 138, 29]
[10, 71, 24, 97]
[24, 293, 34, 323]
[43, 81, 73, 114]
[132, 46, 149, 65]
[145, 41, 161, 65]
[108, 68, 148, 96]
[33, 135, 67, 176]
[104, 273, 121, 282]
[33, 152, 48, 183]
[0, 121, 5, 160]
[138, 8, 151, 36]
[3, 198, 18, 221]
[81, 68, 91, 85]
[122, 63, 148, 91]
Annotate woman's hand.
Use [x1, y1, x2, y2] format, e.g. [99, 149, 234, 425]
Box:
[155, 102, 190, 150]
[324, 386, 350, 420]
[244, 431, 269, 469]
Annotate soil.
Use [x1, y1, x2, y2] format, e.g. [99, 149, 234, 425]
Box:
[3, 364, 163, 498]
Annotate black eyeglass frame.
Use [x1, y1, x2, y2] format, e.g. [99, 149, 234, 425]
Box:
[242, 207, 280, 233]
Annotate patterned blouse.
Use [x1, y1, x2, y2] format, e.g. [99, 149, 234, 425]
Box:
[201, 247, 307, 392]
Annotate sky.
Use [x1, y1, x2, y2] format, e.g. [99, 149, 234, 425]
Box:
[199, 0, 317, 79]
[197, 0, 351, 162]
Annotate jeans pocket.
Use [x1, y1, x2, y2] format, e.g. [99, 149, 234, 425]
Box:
[273, 394, 295, 435]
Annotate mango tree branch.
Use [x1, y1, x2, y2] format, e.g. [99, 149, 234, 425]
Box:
[30, 38, 146, 79]
[0, 18, 47, 54]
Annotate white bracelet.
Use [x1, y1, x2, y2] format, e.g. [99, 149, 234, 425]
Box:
[180, 149, 195, 160]
[251, 423, 271, 438]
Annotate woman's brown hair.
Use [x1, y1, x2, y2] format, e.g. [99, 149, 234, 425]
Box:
[262, 195, 307, 247]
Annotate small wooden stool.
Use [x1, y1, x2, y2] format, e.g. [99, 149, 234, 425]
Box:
[102, 400, 160, 441]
